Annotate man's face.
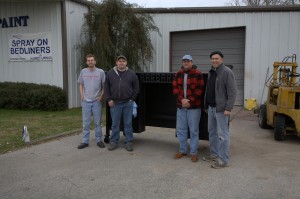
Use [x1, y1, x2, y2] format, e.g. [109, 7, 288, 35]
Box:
[116, 58, 127, 69]
[86, 57, 96, 68]
[210, 54, 223, 68]
[182, 59, 193, 70]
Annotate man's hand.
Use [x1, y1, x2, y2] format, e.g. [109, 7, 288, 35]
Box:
[108, 100, 114, 107]
[97, 95, 103, 102]
[181, 99, 190, 108]
[224, 110, 231, 116]
[184, 102, 191, 108]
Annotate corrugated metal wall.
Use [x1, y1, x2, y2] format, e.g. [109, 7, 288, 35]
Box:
[148, 11, 300, 105]
[65, 0, 88, 108]
[0, 2, 63, 87]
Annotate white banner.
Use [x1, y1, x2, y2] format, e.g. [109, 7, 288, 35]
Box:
[9, 32, 52, 62]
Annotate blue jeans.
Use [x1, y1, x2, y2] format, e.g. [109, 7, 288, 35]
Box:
[208, 106, 230, 164]
[110, 100, 133, 144]
[176, 108, 201, 155]
[82, 100, 103, 144]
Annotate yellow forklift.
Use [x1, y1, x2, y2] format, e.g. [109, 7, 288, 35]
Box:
[258, 54, 300, 141]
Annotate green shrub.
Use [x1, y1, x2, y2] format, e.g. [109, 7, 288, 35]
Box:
[0, 82, 67, 111]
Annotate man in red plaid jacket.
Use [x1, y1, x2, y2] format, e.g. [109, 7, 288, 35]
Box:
[172, 55, 205, 162]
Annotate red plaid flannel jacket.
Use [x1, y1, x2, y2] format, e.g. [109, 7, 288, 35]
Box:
[172, 68, 205, 109]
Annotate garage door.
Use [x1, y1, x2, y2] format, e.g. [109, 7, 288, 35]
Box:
[171, 27, 245, 105]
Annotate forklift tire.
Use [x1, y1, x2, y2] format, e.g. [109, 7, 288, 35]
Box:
[258, 105, 269, 129]
[274, 115, 286, 141]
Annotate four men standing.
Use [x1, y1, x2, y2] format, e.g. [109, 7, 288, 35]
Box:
[77, 51, 237, 168]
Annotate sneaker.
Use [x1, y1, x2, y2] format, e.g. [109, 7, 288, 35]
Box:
[97, 141, 105, 148]
[211, 162, 228, 169]
[202, 156, 218, 162]
[77, 143, 89, 149]
[108, 142, 118, 151]
[173, 152, 188, 159]
[125, 142, 133, 152]
[191, 155, 198, 162]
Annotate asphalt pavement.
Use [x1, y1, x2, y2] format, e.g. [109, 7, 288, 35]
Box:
[0, 108, 300, 199]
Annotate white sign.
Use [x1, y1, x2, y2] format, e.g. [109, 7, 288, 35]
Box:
[9, 32, 52, 61]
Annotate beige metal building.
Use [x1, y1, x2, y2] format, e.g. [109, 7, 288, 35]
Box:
[141, 6, 300, 105]
[0, 0, 89, 108]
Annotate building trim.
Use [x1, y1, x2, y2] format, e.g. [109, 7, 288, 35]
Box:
[169, 32, 172, 72]
[0, 0, 92, 7]
[136, 5, 300, 14]
[61, 1, 69, 102]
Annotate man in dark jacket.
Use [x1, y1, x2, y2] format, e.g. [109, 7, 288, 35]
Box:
[203, 51, 237, 169]
[104, 55, 139, 151]
[172, 55, 205, 162]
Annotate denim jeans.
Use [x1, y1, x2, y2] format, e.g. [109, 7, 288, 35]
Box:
[176, 108, 201, 155]
[110, 100, 133, 144]
[82, 100, 103, 144]
[208, 106, 230, 164]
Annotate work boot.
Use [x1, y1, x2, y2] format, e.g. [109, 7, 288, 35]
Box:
[125, 142, 133, 152]
[77, 143, 89, 149]
[202, 156, 218, 162]
[97, 141, 105, 148]
[191, 155, 198, 162]
[108, 142, 118, 151]
[211, 161, 228, 169]
[173, 152, 187, 159]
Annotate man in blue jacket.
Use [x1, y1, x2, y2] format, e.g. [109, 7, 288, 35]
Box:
[203, 51, 237, 169]
[104, 55, 139, 152]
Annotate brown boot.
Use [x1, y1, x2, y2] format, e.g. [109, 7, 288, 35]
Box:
[173, 152, 187, 159]
[191, 155, 198, 162]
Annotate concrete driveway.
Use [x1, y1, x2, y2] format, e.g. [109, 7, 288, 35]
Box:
[0, 109, 300, 199]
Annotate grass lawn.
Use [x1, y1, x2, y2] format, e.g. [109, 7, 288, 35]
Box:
[0, 107, 106, 154]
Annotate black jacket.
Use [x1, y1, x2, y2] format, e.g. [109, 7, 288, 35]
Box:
[104, 67, 139, 102]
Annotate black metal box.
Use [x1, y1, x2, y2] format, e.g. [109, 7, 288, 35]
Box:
[105, 72, 208, 142]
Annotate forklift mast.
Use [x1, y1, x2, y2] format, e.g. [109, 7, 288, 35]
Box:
[271, 54, 299, 86]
